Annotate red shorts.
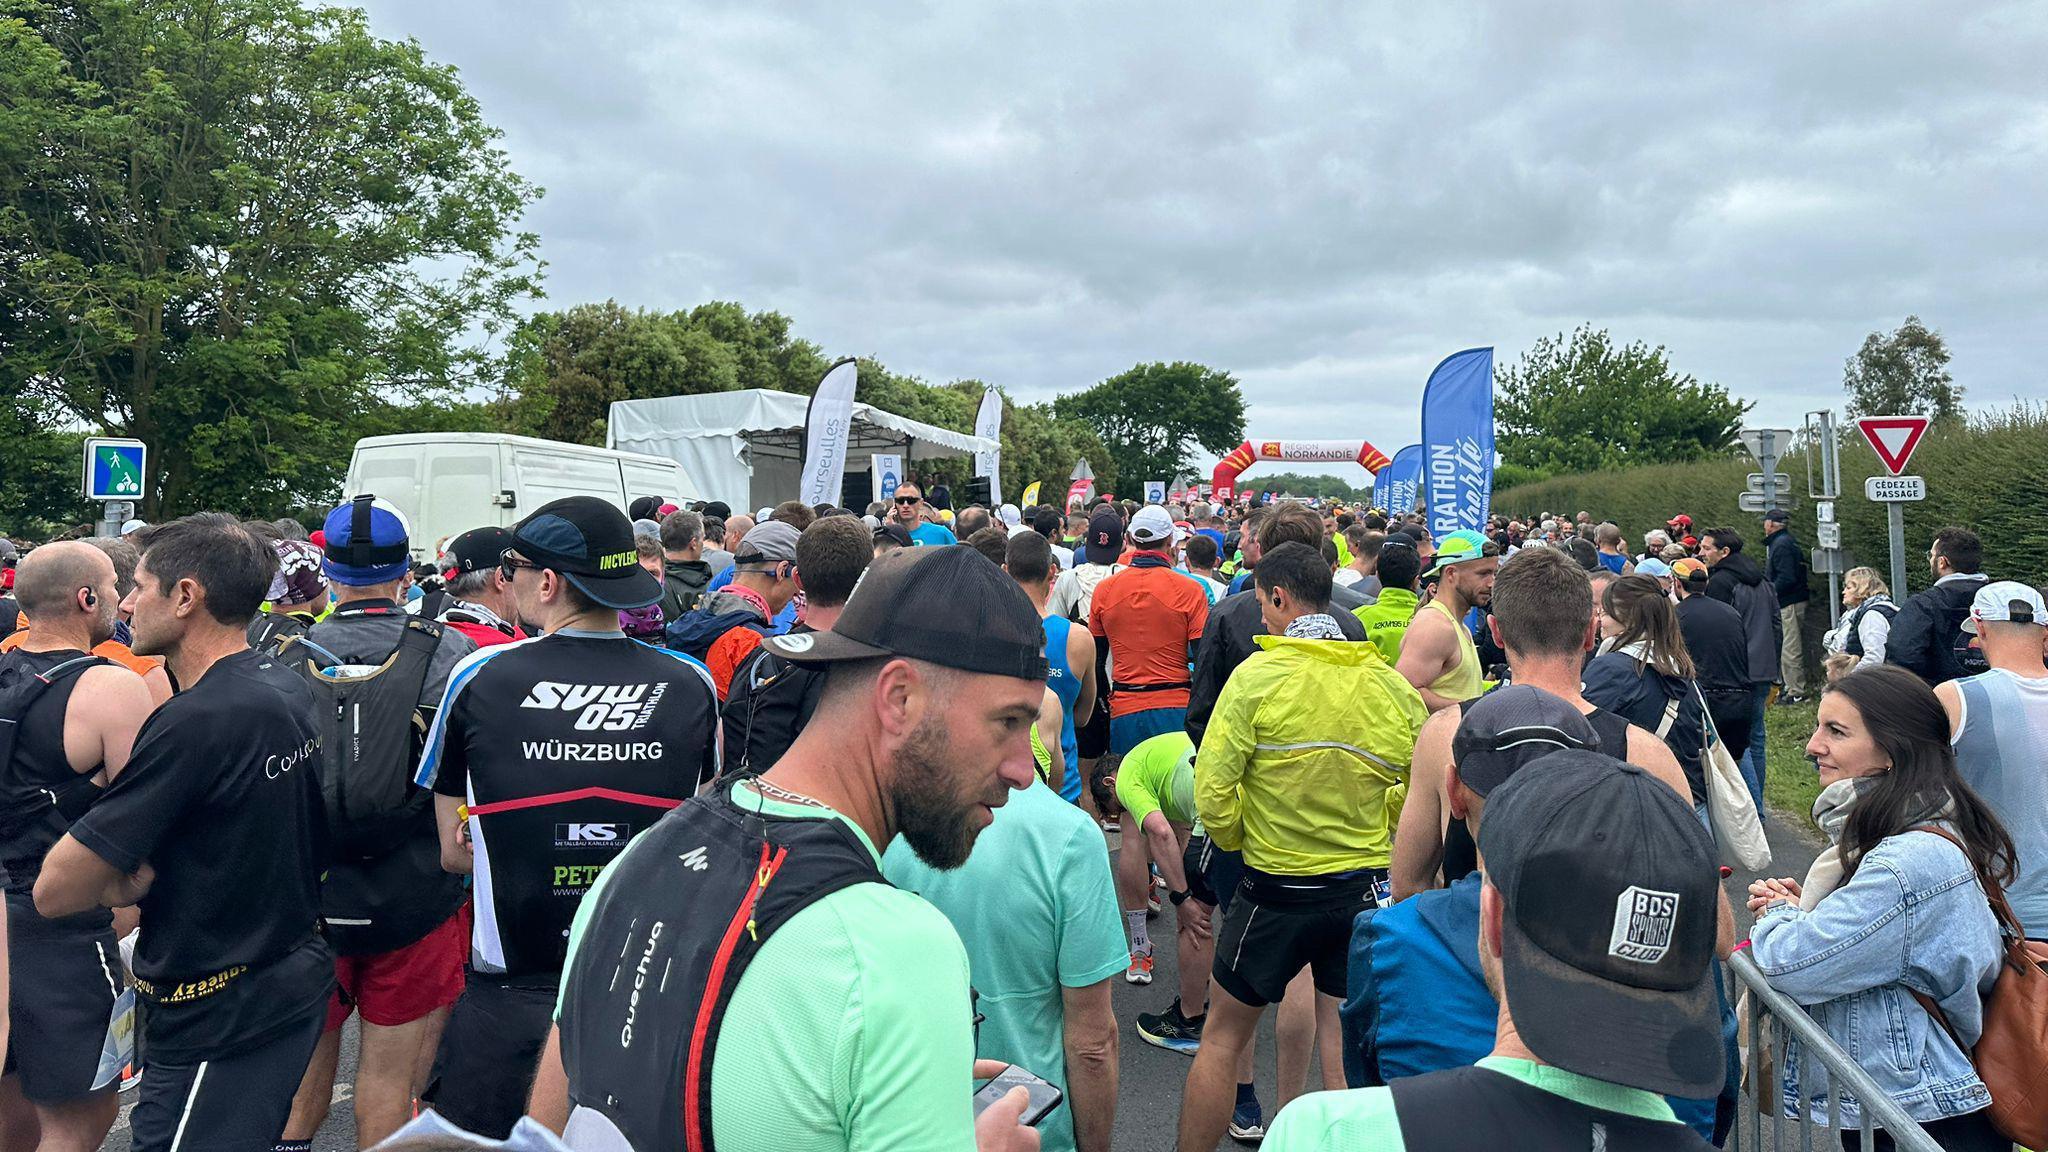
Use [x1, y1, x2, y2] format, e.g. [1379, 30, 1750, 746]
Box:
[325, 906, 469, 1031]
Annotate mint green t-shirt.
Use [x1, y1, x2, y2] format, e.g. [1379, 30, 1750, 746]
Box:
[557, 784, 977, 1152]
[881, 778, 1129, 1152]
[1261, 1057, 1686, 1151]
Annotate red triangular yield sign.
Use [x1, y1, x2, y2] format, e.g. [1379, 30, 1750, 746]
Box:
[1856, 416, 1930, 476]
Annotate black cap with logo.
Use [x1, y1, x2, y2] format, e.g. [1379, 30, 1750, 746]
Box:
[1477, 748, 1724, 1098]
[508, 496, 661, 610]
[442, 526, 513, 578]
[1084, 508, 1125, 566]
[761, 545, 1048, 681]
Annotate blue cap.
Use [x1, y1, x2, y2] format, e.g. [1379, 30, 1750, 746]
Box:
[1634, 557, 1673, 580]
[322, 495, 413, 586]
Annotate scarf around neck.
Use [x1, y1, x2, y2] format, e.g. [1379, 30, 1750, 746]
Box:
[1798, 775, 1952, 909]
[1284, 613, 1346, 641]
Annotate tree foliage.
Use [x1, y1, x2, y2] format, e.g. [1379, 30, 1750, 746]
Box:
[1843, 315, 1962, 421]
[1053, 362, 1246, 492]
[1242, 472, 1372, 502]
[0, 0, 541, 518]
[1494, 326, 1750, 478]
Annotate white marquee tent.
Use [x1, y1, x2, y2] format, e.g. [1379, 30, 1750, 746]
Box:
[607, 389, 998, 511]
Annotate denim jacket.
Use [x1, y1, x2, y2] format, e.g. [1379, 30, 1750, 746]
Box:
[1748, 827, 2002, 1125]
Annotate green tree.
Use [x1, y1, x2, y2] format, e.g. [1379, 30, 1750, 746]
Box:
[0, 0, 541, 517]
[1244, 472, 1372, 502]
[1053, 362, 1246, 494]
[1843, 315, 1962, 421]
[1495, 326, 1749, 477]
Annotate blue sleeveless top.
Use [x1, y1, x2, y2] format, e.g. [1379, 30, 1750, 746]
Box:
[1041, 615, 1082, 802]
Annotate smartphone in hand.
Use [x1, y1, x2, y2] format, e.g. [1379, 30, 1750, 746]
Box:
[971, 1064, 1063, 1127]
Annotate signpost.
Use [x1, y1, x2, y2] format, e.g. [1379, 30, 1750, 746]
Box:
[1737, 428, 1794, 527]
[1856, 416, 1933, 596]
[82, 437, 147, 538]
[1143, 480, 1167, 505]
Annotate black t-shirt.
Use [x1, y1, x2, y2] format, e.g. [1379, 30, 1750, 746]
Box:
[69, 647, 332, 1058]
[420, 630, 718, 982]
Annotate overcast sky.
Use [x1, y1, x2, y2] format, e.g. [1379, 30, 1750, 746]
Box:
[357, 1, 2047, 479]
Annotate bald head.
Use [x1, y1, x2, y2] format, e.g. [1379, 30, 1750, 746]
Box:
[14, 542, 119, 646]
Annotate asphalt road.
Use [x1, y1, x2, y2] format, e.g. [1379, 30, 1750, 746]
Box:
[99, 812, 1822, 1152]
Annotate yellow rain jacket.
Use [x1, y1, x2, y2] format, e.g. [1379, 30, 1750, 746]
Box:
[1194, 631, 1427, 875]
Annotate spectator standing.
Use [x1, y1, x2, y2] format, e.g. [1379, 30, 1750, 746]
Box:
[1699, 526, 1781, 817]
[1671, 558, 1757, 765]
[1748, 666, 2012, 1147]
[1271, 750, 1721, 1151]
[1823, 566, 1897, 671]
[36, 516, 333, 1152]
[1936, 582, 2048, 941]
[1886, 526, 1992, 685]
[1762, 508, 1813, 702]
[1582, 575, 1709, 808]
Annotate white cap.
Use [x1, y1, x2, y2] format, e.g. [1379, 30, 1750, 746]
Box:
[120, 519, 147, 535]
[1129, 505, 1176, 545]
[998, 503, 1022, 526]
[1962, 581, 2046, 633]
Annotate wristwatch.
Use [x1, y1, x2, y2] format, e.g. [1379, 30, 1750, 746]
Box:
[1168, 888, 1192, 906]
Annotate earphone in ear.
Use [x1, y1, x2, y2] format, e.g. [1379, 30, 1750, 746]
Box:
[81, 589, 97, 608]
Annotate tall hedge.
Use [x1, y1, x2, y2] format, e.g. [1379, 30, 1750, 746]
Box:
[1493, 406, 2048, 594]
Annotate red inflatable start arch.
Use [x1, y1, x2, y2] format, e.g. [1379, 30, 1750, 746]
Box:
[1210, 439, 1391, 504]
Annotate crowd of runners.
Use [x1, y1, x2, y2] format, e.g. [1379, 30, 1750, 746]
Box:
[0, 479, 2041, 1151]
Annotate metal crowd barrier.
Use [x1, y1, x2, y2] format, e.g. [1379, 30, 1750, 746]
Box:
[1726, 950, 1943, 1152]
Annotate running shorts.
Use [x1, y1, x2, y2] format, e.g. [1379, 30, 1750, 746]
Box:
[1212, 867, 1383, 1007]
[421, 978, 557, 1140]
[3, 892, 126, 1102]
[1182, 833, 1245, 916]
[126, 997, 323, 1152]
[325, 905, 469, 1031]
[1109, 707, 1186, 757]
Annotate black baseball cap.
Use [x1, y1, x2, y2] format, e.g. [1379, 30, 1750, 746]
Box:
[442, 527, 512, 578]
[872, 522, 913, 549]
[1084, 508, 1125, 565]
[1478, 749, 1723, 1098]
[761, 545, 1049, 681]
[508, 496, 661, 610]
[1763, 508, 1788, 522]
[1451, 685, 1602, 798]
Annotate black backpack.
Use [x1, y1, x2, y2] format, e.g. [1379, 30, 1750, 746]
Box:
[1934, 598, 1992, 680]
[0, 654, 108, 847]
[248, 610, 313, 653]
[273, 616, 445, 860]
[719, 647, 824, 781]
[0, 596, 19, 643]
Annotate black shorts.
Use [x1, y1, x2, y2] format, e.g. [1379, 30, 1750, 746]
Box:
[127, 997, 322, 1152]
[1182, 834, 1246, 915]
[1076, 698, 1111, 759]
[3, 893, 125, 1102]
[422, 977, 557, 1139]
[1211, 867, 1382, 1007]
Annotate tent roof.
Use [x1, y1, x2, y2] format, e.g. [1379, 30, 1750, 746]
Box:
[607, 389, 994, 461]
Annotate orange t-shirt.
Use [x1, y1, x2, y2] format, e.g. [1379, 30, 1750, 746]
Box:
[1088, 564, 1209, 717]
[707, 627, 766, 701]
[1, 620, 164, 679]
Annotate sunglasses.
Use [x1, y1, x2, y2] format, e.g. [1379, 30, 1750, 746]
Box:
[894, 496, 922, 506]
[498, 550, 543, 580]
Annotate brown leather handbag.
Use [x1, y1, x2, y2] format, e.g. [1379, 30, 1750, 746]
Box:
[1909, 825, 2048, 1149]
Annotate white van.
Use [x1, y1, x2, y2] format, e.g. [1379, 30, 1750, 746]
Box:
[343, 433, 699, 560]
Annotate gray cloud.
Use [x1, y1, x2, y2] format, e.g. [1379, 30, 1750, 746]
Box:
[360, 0, 2048, 475]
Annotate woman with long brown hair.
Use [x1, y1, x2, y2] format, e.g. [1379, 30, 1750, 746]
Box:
[1748, 665, 2014, 1150]
[1583, 574, 1709, 806]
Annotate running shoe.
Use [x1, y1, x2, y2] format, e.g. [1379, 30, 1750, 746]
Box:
[1147, 895, 1161, 917]
[1124, 950, 1154, 985]
[1229, 1094, 1266, 1143]
[1134, 1000, 1202, 1055]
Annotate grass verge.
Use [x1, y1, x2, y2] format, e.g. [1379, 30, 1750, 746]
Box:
[1762, 698, 1822, 831]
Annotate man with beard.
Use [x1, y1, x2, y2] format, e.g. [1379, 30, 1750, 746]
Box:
[529, 545, 1045, 1152]
[1394, 531, 1498, 712]
[0, 543, 153, 1152]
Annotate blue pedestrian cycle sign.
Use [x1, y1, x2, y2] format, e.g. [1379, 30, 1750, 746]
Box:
[83, 438, 148, 501]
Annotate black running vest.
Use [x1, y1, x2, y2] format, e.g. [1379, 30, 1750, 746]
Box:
[557, 782, 882, 1152]
[1390, 1066, 1715, 1151]
[0, 648, 107, 894]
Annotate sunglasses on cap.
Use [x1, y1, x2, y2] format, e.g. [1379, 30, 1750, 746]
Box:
[894, 495, 922, 506]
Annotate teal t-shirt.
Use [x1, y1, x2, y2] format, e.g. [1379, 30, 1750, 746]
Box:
[1262, 1057, 1685, 1151]
[909, 522, 957, 547]
[557, 784, 978, 1152]
[881, 779, 1128, 1152]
